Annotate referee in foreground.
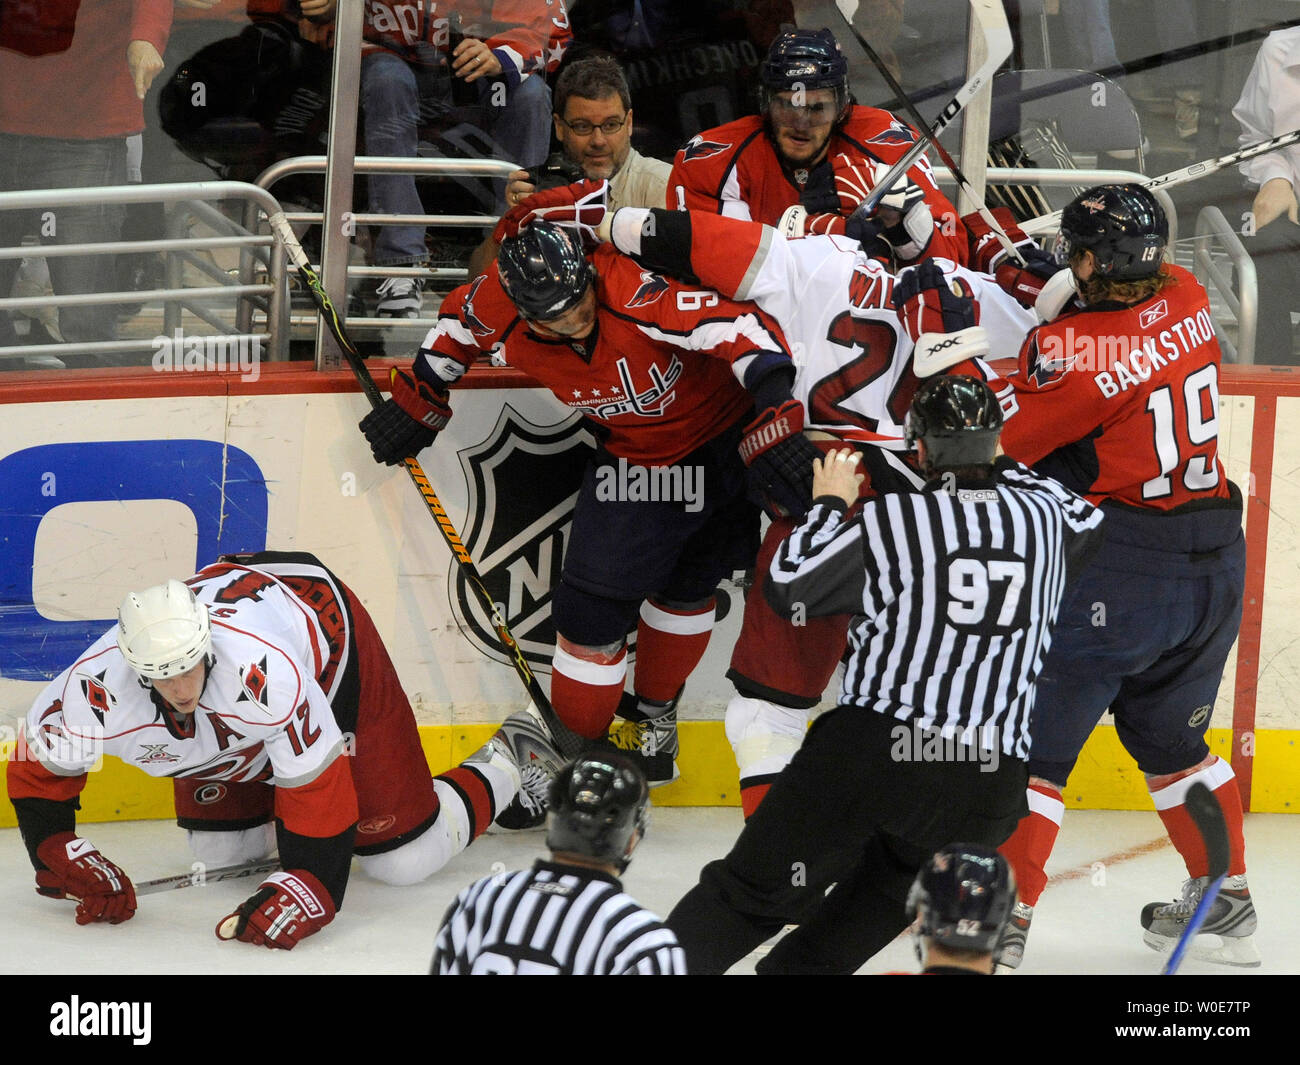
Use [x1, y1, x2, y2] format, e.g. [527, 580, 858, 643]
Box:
[666, 376, 1105, 974]
[432, 753, 686, 974]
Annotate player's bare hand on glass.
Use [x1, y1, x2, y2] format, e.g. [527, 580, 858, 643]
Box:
[812, 448, 864, 507]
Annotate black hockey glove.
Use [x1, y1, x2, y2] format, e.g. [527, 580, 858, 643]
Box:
[360, 368, 453, 466]
[739, 400, 821, 519]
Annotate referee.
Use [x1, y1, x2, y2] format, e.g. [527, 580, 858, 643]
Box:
[666, 376, 1105, 974]
[431, 753, 686, 975]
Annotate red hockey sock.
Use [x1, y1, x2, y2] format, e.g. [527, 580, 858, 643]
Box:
[551, 639, 627, 739]
[632, 599, 715, 703]
[1148, 755, 1246, 877]
[998, 781, 1064, 907]
[740, 780, 775, 820]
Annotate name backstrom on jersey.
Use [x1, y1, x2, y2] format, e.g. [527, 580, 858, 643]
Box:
[1035, 307, 1218, 398]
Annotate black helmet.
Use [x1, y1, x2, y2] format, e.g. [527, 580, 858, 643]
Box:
[760, 28, 849, 113]
[1055, 183, 1168, 280]
[497, 220, 593, 321]
[904, 375, 1003, 472]
[546, 753, 649, 874]
[906, 844, 1017, 958]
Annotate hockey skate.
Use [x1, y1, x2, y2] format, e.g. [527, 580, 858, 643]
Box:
[994, 901, 1033, 971]
[606, 691, 681, 786]
[481, 704, 565, 832]
[1140, 874, 1260, 967]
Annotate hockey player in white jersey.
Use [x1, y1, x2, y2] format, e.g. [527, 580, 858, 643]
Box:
[7, 551, 562, 949]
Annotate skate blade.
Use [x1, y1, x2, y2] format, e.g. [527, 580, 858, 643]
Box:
[1143, 930, 1262, 967]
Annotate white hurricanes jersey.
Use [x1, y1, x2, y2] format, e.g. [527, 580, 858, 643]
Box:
[730, 233, 1038, 445]
[21, 563, 349, 789]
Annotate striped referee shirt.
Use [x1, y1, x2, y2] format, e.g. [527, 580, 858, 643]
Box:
[767, 458, 1103, 761]
[431, 860, 687, 975]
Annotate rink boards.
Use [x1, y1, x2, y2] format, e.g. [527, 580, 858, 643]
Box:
[0, 362, 1295, 817]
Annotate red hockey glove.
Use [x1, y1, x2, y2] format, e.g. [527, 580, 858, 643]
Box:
[35, 832, 137, 925]
[491, 179, 609, 248]
[359, 368, 453, 466]
[893, 260, 989, 376]
[961, 206, 1063, 306]
[964, 206, 1036, 273]
[739, 400, 821, 519]
[216, 869, 336, 950]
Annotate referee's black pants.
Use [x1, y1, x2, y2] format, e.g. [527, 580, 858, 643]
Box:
[666, 706, 1029, 974]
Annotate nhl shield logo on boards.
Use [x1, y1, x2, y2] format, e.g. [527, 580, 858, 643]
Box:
[449, 406, 599, 672]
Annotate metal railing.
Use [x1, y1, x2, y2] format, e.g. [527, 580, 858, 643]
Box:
[0, 181, 290, 366]
[253, 154, 517, 340]
[1193, 205, 1257, 366]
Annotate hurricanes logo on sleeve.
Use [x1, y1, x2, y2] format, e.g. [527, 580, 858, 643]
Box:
[462, 275, 496, 337]
[626, 271, 669, 309]
[682, 136, 731, 162]
[238, 657, 270, 707]
[79, 672, 116, 725]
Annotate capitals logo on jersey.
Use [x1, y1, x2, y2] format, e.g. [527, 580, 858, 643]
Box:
[79, 671, 115, 724]
[462, 275, 496, 338]
[626, 271, 669, 309]
[238, 656, 270, 708]
[682, 136, 731, 162]
[577, 356, 683, 420]
[867, 120, 917, 147]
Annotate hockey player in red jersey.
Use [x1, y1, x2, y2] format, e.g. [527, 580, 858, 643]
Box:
[7, 552, 562, 949]
[990, 185, 1255, 969]
[360, 221, 813, 789]
[667, 28, 969, 266]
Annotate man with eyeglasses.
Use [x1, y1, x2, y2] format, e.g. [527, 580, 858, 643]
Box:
[668, 28, 967, 266]
[469, 55, 670, 278]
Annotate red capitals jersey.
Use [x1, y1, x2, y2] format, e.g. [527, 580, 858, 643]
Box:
[414, 247, 794, 465]
[668, 107, 968, 264]
[999, 264, 1232, 510]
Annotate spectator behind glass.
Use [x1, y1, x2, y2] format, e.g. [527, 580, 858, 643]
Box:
[1233, 25, 1300, 366]
[353, 1, 560, 319]
[0, 0, 170, 366]
[467, 54, 671, 278]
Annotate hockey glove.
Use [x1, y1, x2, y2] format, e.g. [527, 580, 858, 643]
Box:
[491, 179, 609, 248]
[962, 206, 1063, 307]
[360, 368, 453, 466]
[893, 260, 989, 376]
[841, 160, 936, 262]
[216, 869, 336, 950]
[35, 832, 137, 925]
[739, 400, 821, 519]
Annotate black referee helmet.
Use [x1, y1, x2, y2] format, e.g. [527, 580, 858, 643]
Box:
[907, 843, 1017, 958]
[546, 753, 650, 874]
[905, 375, 1004, 473]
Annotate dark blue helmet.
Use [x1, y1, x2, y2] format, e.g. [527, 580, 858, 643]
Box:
[904, 375, 1004, 472]
[546, 753, 649, 874]
[760, 28, 849, 114]
[1055, 183, 1168, 280]
[497, 220, 593, 321]
[907, 844, 1017, 958]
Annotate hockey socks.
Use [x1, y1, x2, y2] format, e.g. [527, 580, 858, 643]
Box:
[552, 638, 628, 739]
[1148, 755, 1246, 878]
[998, 780, 1065, 907]
[724, 695, 807, 819]
[631, 599, 715, 703]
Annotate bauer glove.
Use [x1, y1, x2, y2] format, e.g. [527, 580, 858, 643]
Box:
[216, 869, 336, 950]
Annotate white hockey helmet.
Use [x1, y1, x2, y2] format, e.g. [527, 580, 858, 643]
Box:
[117, 579, 212, 679]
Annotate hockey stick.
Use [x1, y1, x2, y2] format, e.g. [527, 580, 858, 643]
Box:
[1021, 127, 1300, 237]
[834, 0, 1025, 264]
[1162, 782, 1229, 975]
[136, 858, 280, 896]
[265, 210, 584, 758]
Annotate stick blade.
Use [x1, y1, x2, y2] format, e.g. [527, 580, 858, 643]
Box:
[1183, 781, 1229, 880]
